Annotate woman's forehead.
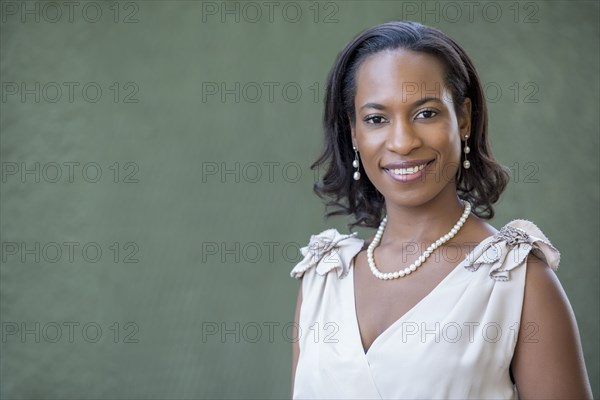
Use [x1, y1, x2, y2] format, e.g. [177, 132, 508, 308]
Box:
[355, 49, 450, 104]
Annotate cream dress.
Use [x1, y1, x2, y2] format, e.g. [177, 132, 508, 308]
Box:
[290, 220, 560, 399]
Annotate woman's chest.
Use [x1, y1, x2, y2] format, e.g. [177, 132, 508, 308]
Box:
[352, 247, 472, 353]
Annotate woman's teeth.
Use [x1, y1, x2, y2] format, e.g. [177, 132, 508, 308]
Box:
[387, 163, 428, 175]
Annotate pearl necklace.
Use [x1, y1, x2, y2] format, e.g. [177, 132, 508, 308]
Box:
[367, 200, 472, 280]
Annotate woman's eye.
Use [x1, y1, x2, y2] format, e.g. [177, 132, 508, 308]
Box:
[416, 109, 438, 119]
[364, 115, 387, 124]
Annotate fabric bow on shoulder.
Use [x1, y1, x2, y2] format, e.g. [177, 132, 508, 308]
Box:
[464, 219, 561, 281]
[290, 229, 364, 279]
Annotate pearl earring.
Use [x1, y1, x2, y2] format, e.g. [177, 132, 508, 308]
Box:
[463, 135, 471, 169]
[352, 146, 361, 180]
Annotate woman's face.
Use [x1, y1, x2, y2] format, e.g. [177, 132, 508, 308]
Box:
[350, 49, 471, 208]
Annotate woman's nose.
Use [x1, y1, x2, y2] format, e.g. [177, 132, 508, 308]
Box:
[386, 119, 423, 155]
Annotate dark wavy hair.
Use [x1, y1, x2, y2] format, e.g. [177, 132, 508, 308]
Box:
[311, 20, 509, 230]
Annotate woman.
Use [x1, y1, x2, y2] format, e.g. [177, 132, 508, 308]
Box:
[290, 21, 592, 399]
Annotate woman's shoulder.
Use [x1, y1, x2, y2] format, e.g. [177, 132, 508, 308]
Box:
[464, 218, 561, 281]
[289, 228, 365, 280]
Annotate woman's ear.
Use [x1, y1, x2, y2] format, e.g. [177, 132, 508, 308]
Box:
[349, 117, 357, 149]
[459, 98, 472, 139]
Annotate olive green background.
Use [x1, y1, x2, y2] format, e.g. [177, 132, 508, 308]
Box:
[1, 1, 598, 398]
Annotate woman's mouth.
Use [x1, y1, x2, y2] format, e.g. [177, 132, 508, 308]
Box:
[383, 160, 434, 183]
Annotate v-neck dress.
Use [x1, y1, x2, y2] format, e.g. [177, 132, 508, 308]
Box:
[290, 219, 560, 399]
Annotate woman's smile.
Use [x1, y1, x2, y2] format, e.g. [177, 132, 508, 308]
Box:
[382, 159, 435, 183]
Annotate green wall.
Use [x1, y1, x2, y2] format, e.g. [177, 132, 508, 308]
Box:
[1, 1, 598, 398]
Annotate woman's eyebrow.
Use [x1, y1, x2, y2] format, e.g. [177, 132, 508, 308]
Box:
[360, 102, 387, 111]
[360, 97, 444, 111]
[412, 97, 444, 106]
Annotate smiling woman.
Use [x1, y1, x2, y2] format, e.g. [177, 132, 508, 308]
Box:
[290, 21, 593, 399]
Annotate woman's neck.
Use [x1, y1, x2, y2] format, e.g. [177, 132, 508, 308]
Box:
[380, 191, 466, 246]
